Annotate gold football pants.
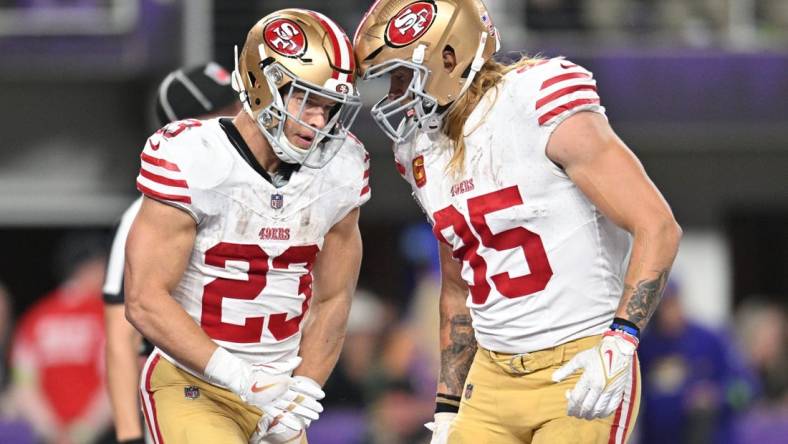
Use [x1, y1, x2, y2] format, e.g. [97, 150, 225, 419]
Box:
[139, 352, 308, 444]
[449, 335, 640, 444]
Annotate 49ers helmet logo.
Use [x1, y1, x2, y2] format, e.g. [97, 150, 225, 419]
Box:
[385, 1, 437, 48]
[263, 18, 307, 58]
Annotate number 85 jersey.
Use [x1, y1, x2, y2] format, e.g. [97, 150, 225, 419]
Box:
[395, 59, 631, 354]
[136, 118, 370, 369]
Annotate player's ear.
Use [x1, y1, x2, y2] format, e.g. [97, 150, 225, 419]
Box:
[443, 46, 457, 73]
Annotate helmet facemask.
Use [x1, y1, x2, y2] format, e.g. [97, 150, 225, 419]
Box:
[363, 56, 442, 144]
[255, 62, 362, 169]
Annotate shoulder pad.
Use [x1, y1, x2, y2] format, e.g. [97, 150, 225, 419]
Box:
[137, 119, 233, 206]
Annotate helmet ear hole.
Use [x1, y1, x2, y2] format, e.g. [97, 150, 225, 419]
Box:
[255, 98, 261, 105]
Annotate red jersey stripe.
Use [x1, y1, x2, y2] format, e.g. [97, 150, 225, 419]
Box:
[360, 185, 370, 196]
[538, 98, 601, 125]
[139, 168, 189, 189]
[137, 181, 192, 204]
[541, 72, 591, 90]
[141, 152, 181, 172]
[536, 84, 597, 110]
[363, 169, 370, 179]
[395, 161, 406, 176]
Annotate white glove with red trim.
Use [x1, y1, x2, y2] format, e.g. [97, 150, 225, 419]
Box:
[204, 348, 297, 412]
[551, 331, 637, 420]
[424, 412, 456, 444]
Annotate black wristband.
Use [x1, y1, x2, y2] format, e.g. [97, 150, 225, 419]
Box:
[435, 393, 461, 414]
[611, 317, 641, 339]
[612, 317, 639, 332]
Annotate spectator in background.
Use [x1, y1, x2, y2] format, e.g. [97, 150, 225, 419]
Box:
[363, 224, 442, 444]
[8, 233, 110, 444]
[0, 282, 35, 444]
[102, 61, 240, 444]
[638, 280, 756, 444]
[734, 298, 788, 444]
[311, 289, 389, 444]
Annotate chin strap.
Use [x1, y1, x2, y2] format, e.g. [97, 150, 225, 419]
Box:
[457, 32, 489, 99]
[231, 45, 253, 116]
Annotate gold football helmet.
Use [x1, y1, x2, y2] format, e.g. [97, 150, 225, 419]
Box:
[231, 9, 361, 168]
[354, 0, 501, 143]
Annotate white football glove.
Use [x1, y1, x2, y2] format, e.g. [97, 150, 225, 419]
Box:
[250, 425, 305, 444]
[424, 412, 456, 444]
[551, 332, 637, 420]
[204, 348, 298, 412]
[255, 375, 325, 438]
[272, 376, 325, 425]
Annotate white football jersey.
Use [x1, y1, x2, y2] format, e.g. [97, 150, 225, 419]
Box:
[395, 58, 631, 354]
[135, 117, 370, 373]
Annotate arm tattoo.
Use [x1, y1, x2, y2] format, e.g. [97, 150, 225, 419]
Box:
[625, 269, 669, 329]
[439, 314, 477, 395]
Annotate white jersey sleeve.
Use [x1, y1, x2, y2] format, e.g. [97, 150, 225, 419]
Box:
[136, 119, 233, 223]
[325, 133, 371, 226]
[521, 57, 605, 130]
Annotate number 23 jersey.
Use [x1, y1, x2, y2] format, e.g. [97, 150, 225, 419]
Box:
[395, 58, 631, 354]
[136, 117, 370, 369]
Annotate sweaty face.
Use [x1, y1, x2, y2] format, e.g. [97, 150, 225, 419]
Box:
[283, 91, 339, 149]
[388, 66, 415, 101]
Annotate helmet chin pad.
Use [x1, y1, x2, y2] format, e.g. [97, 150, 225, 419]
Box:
[273, 131, 309, 164]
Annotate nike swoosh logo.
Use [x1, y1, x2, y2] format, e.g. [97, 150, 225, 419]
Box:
[251, 382, 277, 393]
[605, 350, 614, 372]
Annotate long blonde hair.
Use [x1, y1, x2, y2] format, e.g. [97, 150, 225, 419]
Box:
[443, 56, 541, 174]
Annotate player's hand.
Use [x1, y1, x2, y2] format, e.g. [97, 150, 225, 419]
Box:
[551, 331, 637, 419]
[254, 376, 324, 440]
[424, 412, 456, 444]
[237, 359, 300, 411]
[250, 423, 306, 444]
[272, 376, 325, 425]
[205, 348, 301, 412]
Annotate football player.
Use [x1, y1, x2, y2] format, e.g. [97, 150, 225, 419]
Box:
[103, 62, 241, 444]
[124, 9, 368, 444]
[354, 1, 681, 443]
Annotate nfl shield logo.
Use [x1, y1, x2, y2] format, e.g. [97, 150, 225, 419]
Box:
[271, 193, 284, 209]
[184, 386, 200, 400]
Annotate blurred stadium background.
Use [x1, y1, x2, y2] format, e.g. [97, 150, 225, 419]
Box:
[0, 1, 786, 443]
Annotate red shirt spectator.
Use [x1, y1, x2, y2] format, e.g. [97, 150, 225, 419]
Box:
[8, 233, 111, 444]
[12, 287, 105, 425]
